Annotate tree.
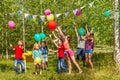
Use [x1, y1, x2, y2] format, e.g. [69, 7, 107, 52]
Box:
[114, 0, 120, 72]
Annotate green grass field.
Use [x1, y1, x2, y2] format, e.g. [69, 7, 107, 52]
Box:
[0, 46, 120, 80]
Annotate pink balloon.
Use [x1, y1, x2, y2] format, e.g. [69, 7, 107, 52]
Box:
[76, 9, 81, 16]
[8, 21, 15, 29]
[45, 9, 51, 15]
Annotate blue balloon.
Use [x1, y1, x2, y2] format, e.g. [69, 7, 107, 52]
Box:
[34, 33, 41, 42]
[78, 28, 85, 36]
[39, 33, 46, 39]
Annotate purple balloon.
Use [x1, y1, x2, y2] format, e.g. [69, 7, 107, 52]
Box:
[76, 9, 81, 16]
[8, 21, 15, 29]
[45, 9, 51, 15]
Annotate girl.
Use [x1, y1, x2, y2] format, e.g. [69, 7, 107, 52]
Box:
[85, 33, 94, 69]
[57, 26, 82, 74]
[41, 41, 48, 70]
[13, 40, 25, 74]
[73, 22, 87, 67]
[32, 43, 42, 75]
[49, 34, 67, 73]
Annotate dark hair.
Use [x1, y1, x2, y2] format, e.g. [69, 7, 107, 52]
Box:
[42, 41, 46, 45]
[67, 35, 71, 43]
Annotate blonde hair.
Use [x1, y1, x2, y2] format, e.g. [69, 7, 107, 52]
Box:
[33, 43, 40, 50]
[18, 40, 23, 46]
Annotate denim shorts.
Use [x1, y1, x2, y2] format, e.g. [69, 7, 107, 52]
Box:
[85, 50, 93, 54]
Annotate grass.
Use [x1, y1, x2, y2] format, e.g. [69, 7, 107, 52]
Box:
[0, 46, 120, 80]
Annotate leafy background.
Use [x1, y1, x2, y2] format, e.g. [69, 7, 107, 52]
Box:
[0, 0, 119, 54]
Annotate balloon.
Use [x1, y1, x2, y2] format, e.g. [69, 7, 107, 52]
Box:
[35, 58, 41, 64]
[46, 14, 54, 21]
[34, 33, 41, 42]
[78, 28, 85, 36]
[39, 33, 46, 39]
[45, 9, 51, 15]
[47, 21, 56, 30]
[8, 21, 15, 29]
[76, 9, 81, 16]
[104, 10, 110, 17]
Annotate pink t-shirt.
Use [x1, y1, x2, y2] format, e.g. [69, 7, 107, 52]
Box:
[63, 39, 71, 51]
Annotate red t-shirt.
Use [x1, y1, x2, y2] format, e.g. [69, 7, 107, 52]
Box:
[15, 46, 24, 59]
[58, 45, 65, 58]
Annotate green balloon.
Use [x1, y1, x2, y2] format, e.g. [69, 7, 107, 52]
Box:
[78, 28, 85, 36]
[104, 10, 110, 17]
[39, 33, 46, 39]
[34, 33, 41, 42]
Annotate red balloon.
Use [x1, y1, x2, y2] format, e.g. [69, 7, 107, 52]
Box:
[47, 21, 56, 30]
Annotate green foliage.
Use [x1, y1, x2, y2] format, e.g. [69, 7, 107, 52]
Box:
[0, 0, 119, 53]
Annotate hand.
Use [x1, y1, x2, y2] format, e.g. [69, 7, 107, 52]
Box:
[49, 34, 52, 38]
[73, 22, 76, 26]
[9, 43, 13, 47]
[85, 24, 88, 28]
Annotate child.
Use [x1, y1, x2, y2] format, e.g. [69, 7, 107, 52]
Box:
[85, 33, 94, 69]
[41, 41, 48, 70]
[57, 26, 82, 74]
[13, 40, 25, 74]
[32, 43, 42, 75]
[49, 34, 67, 73]
[73, 22, 86, 66]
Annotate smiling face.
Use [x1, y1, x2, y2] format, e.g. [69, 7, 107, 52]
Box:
[34, 43, 40, 50]
[18, 40, 23, 46]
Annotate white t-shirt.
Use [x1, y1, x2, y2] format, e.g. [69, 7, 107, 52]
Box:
[77, 36, 85, 48]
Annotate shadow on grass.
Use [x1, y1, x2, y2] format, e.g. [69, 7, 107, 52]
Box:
[0, 64, 14, 72]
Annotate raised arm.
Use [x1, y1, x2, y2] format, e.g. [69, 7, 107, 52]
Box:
[85, 24, 90, 36]
[57, 26, 66, 39]
[52, 31, 58, 39]
[73, 22, 79, 38]
[49, 34, 59, 48]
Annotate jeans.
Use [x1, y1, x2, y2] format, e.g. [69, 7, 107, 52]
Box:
[14, 59, 25, 74]
[76, 48, 85, 60]
[58, 58, 66, 73]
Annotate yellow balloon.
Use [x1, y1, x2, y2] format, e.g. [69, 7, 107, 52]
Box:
[44, 22, 47, 25]
[35, 58, 41, 64]
[46, 14, 54, 21]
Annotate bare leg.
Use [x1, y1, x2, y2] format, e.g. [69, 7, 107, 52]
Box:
[88, 54, 93, 69]
[71, 56, 82, 73]
[67, 57, 72, 74]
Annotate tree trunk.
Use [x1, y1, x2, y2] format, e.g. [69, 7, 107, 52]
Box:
[114, 0, 120, 72]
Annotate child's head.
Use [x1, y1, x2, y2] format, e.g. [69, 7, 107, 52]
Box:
[18, 40, 23, 46]
[41, 41, 47, 47]
[58, 38, 64, 46]
[33, 43, 40, 50]
[66, 35, 71, 43]
[90, 33, 94, 38]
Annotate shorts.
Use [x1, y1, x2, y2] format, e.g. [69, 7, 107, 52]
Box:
[85, 50, 93, 54]
[67, 50, 74, 58]
[42, 55, 48, 63]
[76, 48, 85, 60]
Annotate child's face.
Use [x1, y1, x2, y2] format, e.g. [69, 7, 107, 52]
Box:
[58, 40, 62, 45]
[18, 41, 23, 46]
[35, 44, 40, 50]
[42, 42, 46, 47]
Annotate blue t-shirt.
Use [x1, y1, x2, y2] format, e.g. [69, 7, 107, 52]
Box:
[41, 46, 48, 55]
[32, 50, 42, 59]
